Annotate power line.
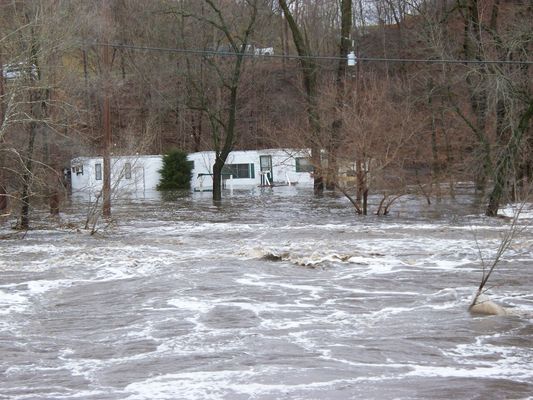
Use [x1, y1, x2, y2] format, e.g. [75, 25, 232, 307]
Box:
[95, 42, 533, 66]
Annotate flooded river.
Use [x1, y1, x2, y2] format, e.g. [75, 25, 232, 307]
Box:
[1, 187, 532, 399]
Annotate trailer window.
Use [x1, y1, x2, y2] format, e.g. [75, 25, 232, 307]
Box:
[124, 163, 131, 179]
[222, 163, 254, 179]
[95, 163, 102, 180]
[295, 157, 313, 172]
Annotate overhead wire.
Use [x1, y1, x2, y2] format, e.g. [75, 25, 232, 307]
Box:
[95, 42, 533, 66]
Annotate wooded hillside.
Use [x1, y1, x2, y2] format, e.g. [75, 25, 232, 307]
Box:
[1, 0, 531, 222]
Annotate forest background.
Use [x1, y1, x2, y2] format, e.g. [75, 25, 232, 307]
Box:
[0, 0, 532, 228]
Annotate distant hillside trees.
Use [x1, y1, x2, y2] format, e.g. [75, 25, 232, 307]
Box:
[0, 0, 78, 228]
[1, 0, 531, 221]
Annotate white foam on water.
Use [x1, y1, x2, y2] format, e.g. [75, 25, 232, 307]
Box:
[224, 300, 313, 313]
[93, 263, 139, 282]
[423, 257, 478, 271]
[123, 369, 372, 400]
[89, 252, 188, 282]
[131, 221, 258, 235]
[500, 203, 533, 220]
[263, 319, 315, 330]
[1, 195, 532, 399]
[235, 274, 269, 286]
[167, 298, 213, 314]
[0, 289, 29, 315]
[432, 336, 533, 384]
[58, 343, 162, 383]
[446, 336, 533, 362]
[359, 306, 417, 325]
[0, 243, 62, 255]
[57, 353, 108, 381]
[4, 386, 112, 400]
[331, 286, 421, 297]
[266, 281, 323, 296]
[405, 364, 533, 382]
[26, 279, 74, 295]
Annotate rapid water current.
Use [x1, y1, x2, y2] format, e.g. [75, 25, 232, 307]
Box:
[1, 187, 532, 399]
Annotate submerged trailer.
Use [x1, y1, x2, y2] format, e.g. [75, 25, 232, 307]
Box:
[70, 149, 314, 198]
[70, 155, 163, 199]
[188, 149, 314, 191]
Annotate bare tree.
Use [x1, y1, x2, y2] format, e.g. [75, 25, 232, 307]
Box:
[278, 0, 325, 195]
[469, 197, 530, 315]
[0, 1, 85, 228]
[412, 0, 532, 215]
[332, 75, 421, 215]
[179, 0, 259, 201]
[100, 0, 113, 218]
[326, 0, 352, 190]
[0, 51, 7, 213]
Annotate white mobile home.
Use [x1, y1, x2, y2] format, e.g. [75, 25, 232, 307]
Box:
[189, 149, 314, 191]
[70, 149, 314, 197]
[70, 155, 163, 198]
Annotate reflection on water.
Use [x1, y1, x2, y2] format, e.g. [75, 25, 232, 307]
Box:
[1, 186, 532, 400]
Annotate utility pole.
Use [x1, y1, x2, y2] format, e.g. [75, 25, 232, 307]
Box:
[0, 51, 7, 212]
[101, 1, 112, 218]
[326, 0, 352, 191]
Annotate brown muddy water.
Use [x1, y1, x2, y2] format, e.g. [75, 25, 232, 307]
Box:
[0, 186, 532, 399]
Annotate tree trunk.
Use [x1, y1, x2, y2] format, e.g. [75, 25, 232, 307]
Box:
[19, 17, 43, 229]
[487, 96, 509, 211]
[362, 188, 368, 215]
[212, 156, 223, 202]
[428, 81, 440, 182]
[486, 100, 533, 216]
[191, 111, 202, 152]
[462, 0, 492, 191]
[189, 0, 257, 203]
[485, 171, 505, 217]
[41, 84, 61, 217]
[102, 93, 112, 218]
[82, 48, 89, 87]
[211, 68, 240, 201]
[19, 120, 38, 230]
[101, 1, 112, 218]
[279, 0, 323, 195]
[327, 0, 352, 190]
[356, 158, 367, 215]
[0, 53, 7, 212]
[0, 183, 6, 212]
[49, 190, 60, 215]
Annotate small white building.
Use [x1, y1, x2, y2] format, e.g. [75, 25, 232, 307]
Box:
[70, 155, 163, 199]
[189, 149, 313, 191]
[70, 149, 314, 198]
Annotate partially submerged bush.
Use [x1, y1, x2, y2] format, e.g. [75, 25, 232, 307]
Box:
[157, 150, 192, 190]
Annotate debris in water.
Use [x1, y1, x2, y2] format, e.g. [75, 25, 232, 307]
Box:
[469, 294, 508, 316]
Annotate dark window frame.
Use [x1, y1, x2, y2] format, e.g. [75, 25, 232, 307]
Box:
[222, 163, 254, 179]
[124, 162, 132, 179]
[295, 157, 313, 173]
[72, 165, 83, 176]
[95, 163, 102, 180]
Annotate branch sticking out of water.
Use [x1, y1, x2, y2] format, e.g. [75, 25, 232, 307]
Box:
[469, 201, 528, 314]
